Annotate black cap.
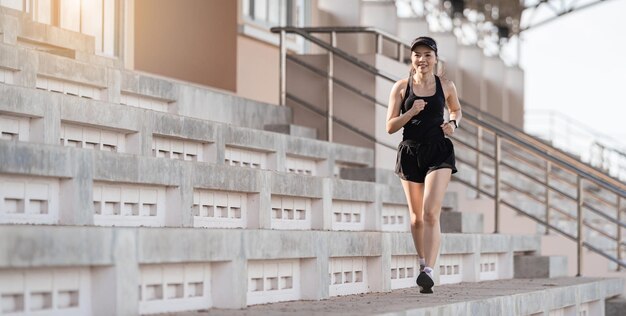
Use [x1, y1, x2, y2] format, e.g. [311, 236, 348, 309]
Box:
[410, 37, 437, 54]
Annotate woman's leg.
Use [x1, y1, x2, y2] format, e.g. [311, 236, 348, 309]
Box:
[422, 169, 452, 268]
[401, 179, 425, 260]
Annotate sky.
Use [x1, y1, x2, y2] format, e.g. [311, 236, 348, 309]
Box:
[519, 0, 626, 148]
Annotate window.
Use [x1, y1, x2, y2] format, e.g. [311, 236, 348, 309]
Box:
[59, 0, 116, 56]
[239, 0, 308, 52]
[0, 0, 117, 56]
[242, 0, 304, 27]
[0, 0, 26, 11]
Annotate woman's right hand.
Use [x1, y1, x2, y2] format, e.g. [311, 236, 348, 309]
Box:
[407, 99, 427, 117]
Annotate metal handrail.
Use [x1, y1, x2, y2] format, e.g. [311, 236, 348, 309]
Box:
[286, 93, 396, 150]
[461, 105, 626, 190]
[286, 55, 386, 109]
[271, 26, 626, 274]
[273, 26, 625, 191]
[526, 109, 626, 156]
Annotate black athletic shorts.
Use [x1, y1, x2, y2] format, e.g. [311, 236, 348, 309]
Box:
[394, 138, 458, 183]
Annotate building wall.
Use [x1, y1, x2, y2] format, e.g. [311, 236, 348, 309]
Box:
[236, 35, 279, 105]
[134, 0, 237, 92]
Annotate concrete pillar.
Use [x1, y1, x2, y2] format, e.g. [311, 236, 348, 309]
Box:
[59, 150, 94, 225]
[458, 46, 484, 109]
[104, 67, 122, 104]
[30, 92, 62, 145]
[213, 124, 226, 166]
[505, 66, 524, 129]
[92, 229, 140, 315]
[318, 147, 336, 178]
[369, 185, 385, 232]
[360, 0, 397, 55]
[320, 178, 333, 230]
[373, 54, 406, 170]
[212, 257, 248, 308]
[269, 135, 287, 173]
[127, 109, 153, 157]
[301, 244, 330, 300]
[169, 163, 193, 227]
[0, 14, 18, 44]
[0, 42, 18, 76]
[397, 17, 430, 42]
[501, 240, 515, 279]
[436, 33, 460, 83]
[16, 48, 37, 88]
[483, 57, 506, 120]
[375, 233, 392, 292]
[464, 235, 481, 282]
[316, 0, 361, 55]
[254, 170, 273, 229]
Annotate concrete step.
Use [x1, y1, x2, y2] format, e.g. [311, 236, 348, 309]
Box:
[338, 167, 459, 212]
[514, 255, 568, 279]
[0, 40, 293, 130]
[264, 124, 317, 139]
[0, 225, 542, 312]
[441, 211, 484, 233]
[184, 278, 624, 315]
[339, 167, 401, 188]
[605, 295, 626, 316]
[0, 84, 373, 178]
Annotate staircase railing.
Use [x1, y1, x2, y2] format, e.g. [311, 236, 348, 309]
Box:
[271, 26, 626, 275]
[525, 108, 626, 181]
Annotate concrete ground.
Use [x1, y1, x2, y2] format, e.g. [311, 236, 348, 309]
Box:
[174, 278, 620, 315]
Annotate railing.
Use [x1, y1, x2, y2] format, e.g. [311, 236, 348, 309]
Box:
[276, 26, 411, 142]
[525, 109, 626, 181]
[271, 26, 626, 275]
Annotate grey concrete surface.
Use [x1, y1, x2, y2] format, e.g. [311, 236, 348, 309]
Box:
[265, 124, 317, 139]
[514, 255, 569, 279]
[605, 295, 626, 316]
[441, 211, 484, 233]
[0, 225, 541, 269]
[175, 278, 624, 315]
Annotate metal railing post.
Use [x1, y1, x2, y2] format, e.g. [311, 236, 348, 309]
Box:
[618, 196, 623, 271]
[397, 42, 402, 62]
[279, 30, 286, 106]
[545, 161, 551, 235]
[476, 125, 483, 198]
[376, 33, 383, 55]
[577, 176, 584, 276]
[327, 31, 336, 142]
[494, 135, 502, 233]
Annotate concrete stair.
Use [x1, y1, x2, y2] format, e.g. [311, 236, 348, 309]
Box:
[339, 167, 483, 234]
[264, 124, 317, 139]
[0, 9, 623, 315]
[606, 295, 626, 316]
[441, 210, 484, 234]
[188, 278, 623, 315]
[514, 255, 569, 279]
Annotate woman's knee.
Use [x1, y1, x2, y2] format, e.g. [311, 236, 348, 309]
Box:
[411, 216, 424, 228]
[423, 211, 439, 226]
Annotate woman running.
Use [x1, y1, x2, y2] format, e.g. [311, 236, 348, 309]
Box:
[386, 36, 462, 294]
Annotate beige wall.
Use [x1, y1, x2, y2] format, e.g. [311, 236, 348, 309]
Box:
[134, 0, 237, 91]
[236, 35, 279, 105]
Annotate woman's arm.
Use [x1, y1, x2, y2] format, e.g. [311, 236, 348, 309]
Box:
[386, 80, 425, 134]
[441, 79, 462, 136]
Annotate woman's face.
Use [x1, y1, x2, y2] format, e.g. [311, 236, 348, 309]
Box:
[411, 46, 437, 74]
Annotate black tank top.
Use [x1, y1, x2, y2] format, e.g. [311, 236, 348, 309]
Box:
[401, 75, 446, 142]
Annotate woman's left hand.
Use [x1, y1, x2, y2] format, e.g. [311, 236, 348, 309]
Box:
[441, 122, 456, 136]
